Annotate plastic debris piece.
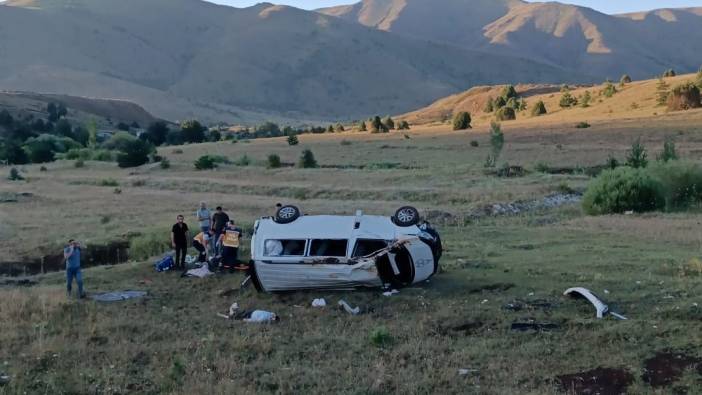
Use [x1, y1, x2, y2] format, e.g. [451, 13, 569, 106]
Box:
[312, 298, 327, 307]
[338, 299, 360, 315]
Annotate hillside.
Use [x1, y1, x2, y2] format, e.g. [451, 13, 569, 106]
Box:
[0, 0, 580, 124]
[0, 91, 159, 128]
[399, 73, 702, 126]
[319, 0, 702, 80]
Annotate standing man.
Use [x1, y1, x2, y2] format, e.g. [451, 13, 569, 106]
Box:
[171, 215, 190, 270]
[63, 239, 85, 299]
[218, 220, 244, 271]
[196, 201, 211, 234]
[211, 206, 230, 255]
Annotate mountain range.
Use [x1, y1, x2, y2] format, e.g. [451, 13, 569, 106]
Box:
[0, 0, 700, 124]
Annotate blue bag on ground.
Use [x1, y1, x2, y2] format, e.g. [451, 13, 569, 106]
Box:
[154, 254, 174, 272]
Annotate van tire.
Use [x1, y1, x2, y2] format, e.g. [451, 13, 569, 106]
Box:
[275, 205, 301, 224]
[393, 206, 420, 227]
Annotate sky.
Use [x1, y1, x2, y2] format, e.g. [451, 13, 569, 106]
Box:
[207, 0, 702, 14]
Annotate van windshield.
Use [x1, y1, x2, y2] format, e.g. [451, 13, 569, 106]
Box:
[352, 239, 389, 257]
[309, 239, 348, 257]
[264, 239, 306, 256]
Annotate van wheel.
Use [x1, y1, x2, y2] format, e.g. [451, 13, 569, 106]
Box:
[394, 206, 420, 227]
[275, 205, 301, 224]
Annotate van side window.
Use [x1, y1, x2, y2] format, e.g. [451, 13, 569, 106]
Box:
[265, 240, 305, 256]
[309, 239, 348, 257]
[352, 239, 389, 257]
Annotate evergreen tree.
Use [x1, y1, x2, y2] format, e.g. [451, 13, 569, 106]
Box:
[180, 120, 206, 143]
[117, 139, 154, 168]
[580, 90, 592, 108]
[626, 138, 648, 168]
[298, 149, 318, 168]
[371, 116, 388, 133]
[663, 69, 676, 78]
[452, 112, 471, 130]
[336, 123, 345, 132]
[657, 136, 678, 163]
[382, 116, 395, 130]
[287, 134, 299, 146]
[495, 106, 516, 121]
[358, 121, 367, 132]
[531, 100, 547, 116]
[500, 85, 518, 101]
[397, 120, 410, 130]
[493, 96, 507, 109]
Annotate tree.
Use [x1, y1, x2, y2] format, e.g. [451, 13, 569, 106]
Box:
[358, 121, 367, 132]
[57, 103, 67, 119]
[298, 149, 318, 168]
[144, 121, 169, 146]
[500, 85, 518, 101]
[656, 78, 670, 106]
[71, 126, 90, 146]
[397, 120, 410, 130]
[658, 136, 678, 163]
[23, 138, 56, 163]
[517, 98, 527, 111]
[382, 116, 395, 130]
[103, 131, 138, 151]
[580, 90, 592, 108]
[117, 139, 154, 168]
[8, 167, 24, 181]
[194, 155, 217, 170]
[505, 97, 518, 110]
[180, 120, 206, 143]
[602, 81, 617, 98]
[371, 116, 388, 133]
[620, 74, 632, 85]
[116, 122, 131, 131]
[531, 100, 547, 116]
[493, 96, 506, 109]
[327, 125, 335, 133]
[452, 112, 471, 130]
[54, 119, 72, 137]
[495, 107, 516, 121]
[0, 140, 29, 164]
[484, 122, 504, 168]
[663, 69, 676, 77]
[287, 134, 299, 146]
[208, 129, 221, 142]
[87, 118, 98, 148]
[626, 138, 648, 168]
[267, 154, 282, 169]
[484, 98, 494, 113]
[336, 123, 345, 132]
[559, 91, 578, 108]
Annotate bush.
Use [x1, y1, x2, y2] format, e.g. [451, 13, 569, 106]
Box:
[74, 159, 85, 168]
[267, 154, 281, 169]
[626, 138, 648, 168]
[484, 98, 494, 113]
[667, 82, 701, 111]
[470, 140, 479, 147]
[208, 130, 222, 142]
[129, 229, 171, 261]
[452, 112, 471, 130]
[663, 69, 676, 77]
[582, 167, 664, 215]
[656, 78, 670, 106]
[531, 100, 547, 116]
[534, 162, 550, 173]
[382, 116, 395, 130]
[287, 135, 299, 146]
[370, 116, 388, 133]
[8, 167, 23, 181]
[298, 149, 318, 168]
[172, 148, 183, 154]
[649, 161, 702, 210]
[340, 140, 352, 146]
[160, 158, 171, 169]
[234, 155, 251, 166]
[484, 122, 504, 168]
[103, 131, 137, 151]
[620, 74, 632, 85]
[180, 120, 206, 143]
[369, 326, 393, 348]
[559, 91, 578, 108]
[658, 137, 678, 163]
[495, 107, 515, 121]
[575, 121, 591, 129]
[117, 139, 154, 168]
[602, 82, 617, 98]
[579, 91, 592, 108]
[194, 155, 217, 170]
[62, 148, 114, 162]
[98, 178, 119, 187]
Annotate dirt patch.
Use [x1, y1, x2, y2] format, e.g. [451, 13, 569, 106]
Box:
[556, 367, 634, 395]
[642, 351, 702, 388]
[468, 282, 515, 294]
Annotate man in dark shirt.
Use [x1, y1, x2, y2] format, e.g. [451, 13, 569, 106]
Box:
[211, 206, 230, 255]
[171, 215, 189, 270]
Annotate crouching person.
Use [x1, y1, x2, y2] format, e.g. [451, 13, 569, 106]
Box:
[64, 239, 85, 299]
[192, 230, 212, 263]
[218, 220, 244, 272]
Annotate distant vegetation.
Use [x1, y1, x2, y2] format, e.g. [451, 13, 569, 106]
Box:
[452, 112, 472, 130]
[484, 85, 526, 121]
[667, 82, 701, 111]
[531, 100, 547, 116]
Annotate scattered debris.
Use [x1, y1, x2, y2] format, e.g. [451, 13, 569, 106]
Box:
[91, 291, 147, 302]
[556, 367, 634, 395]
[564, 287, 627, 320]
[184, 264, 213, 278]
[338, 299, 361, 315]
[510, 320, 559, 332]
[311, 298, 327, 307]
[642, 351, 702, 388]
[503, 298, 554, 312]
[243, 310, 279, 323]
[382, 289, 399, 297]
[458, 368, 479, 376]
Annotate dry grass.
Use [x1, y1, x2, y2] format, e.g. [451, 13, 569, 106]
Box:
[2, 115, 702, 393]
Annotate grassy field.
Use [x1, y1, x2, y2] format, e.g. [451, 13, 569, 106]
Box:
[2, 115, 702, 394]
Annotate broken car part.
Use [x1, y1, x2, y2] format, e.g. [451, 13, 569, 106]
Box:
[563, 287, 627, 320]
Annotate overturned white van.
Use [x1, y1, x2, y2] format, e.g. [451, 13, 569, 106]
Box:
[249, 206, 442, 292]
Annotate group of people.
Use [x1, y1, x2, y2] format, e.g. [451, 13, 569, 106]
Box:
[171, 201, 245, 272]
[63, 202, 246, 298]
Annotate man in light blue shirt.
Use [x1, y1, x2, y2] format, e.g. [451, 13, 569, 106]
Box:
[63, 239, 85, 299]
[196, 201, 211, 234]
